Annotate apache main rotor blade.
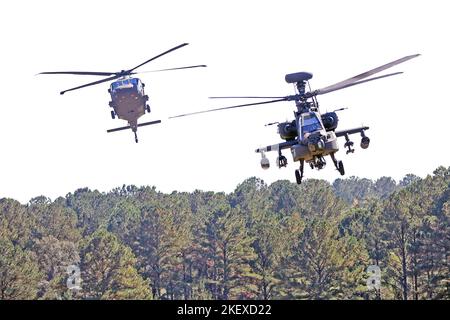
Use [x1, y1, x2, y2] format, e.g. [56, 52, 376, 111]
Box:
[209, 96, 286, 99]
[128, 43, 189, 73]
[314, 71, 404, 96]
[315, 54, 420, 95]
[138, 64, 207, 73]
[60, 74, 121, 95]
[38, 71, 116, 76]
[169, 98, 288, 119]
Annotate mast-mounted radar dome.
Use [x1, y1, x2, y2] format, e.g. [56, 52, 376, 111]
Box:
[285, 72, 313, 84]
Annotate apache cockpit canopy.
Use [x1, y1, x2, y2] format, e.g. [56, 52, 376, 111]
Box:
[301, 112, 323, 136]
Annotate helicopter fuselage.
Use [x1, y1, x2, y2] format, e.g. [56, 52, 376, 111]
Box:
[285, 111, 339, 162]
[275, 111, 339, 162]
[108, 77, 149, 129]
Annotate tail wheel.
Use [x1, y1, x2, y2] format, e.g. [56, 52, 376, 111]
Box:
[338, 161, 345, 176]
[111, 110, 115, 119]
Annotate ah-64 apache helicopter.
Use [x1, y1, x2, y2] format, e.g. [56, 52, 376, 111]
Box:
[39, 43, 206, 143]
[170, 54, 419, 184]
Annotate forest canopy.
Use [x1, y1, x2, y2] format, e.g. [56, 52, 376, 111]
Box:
[0, 167, 449, 300]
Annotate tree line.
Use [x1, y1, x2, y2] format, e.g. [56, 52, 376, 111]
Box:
[0, 167, 448, 300]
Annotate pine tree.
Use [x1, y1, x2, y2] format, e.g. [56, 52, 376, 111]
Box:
[0, 237, 41, 299]
[0, 198, 34, 247]
[132, 205, 190, 299]
[28, 198, 81, 242]
[80, 228, 151, 300]
[32, 235, 80, 299]
[280, 219, 369, 299]
[202, 207, 258, 299]
[381, 167, 450, 299]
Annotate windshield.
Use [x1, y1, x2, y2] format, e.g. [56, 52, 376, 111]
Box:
[302, 113, 322, 134]
[111, 78, 138, 91]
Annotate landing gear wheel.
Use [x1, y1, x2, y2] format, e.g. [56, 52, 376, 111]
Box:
[146, 105, 151, 113]
[338, 161, 345, 176]
[295, 169, 302, 185]
[111, 110, 115, 119]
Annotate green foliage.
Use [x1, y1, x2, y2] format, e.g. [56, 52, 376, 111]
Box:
[32, 235, 79, 299]
[0, 238, 41, 299]
[333, 176, 400, 204]
[80, 229, 151, 300]
[0, 167, 448, 300]
[0, 198, 34, 247]
[131, 205, 191, 299]
[333, 177, 375, 204]
[29, 200, 81, 242]
[280, 219, 368, 299]
[201, 207, 258, 299]
[249, 211, 286, 299]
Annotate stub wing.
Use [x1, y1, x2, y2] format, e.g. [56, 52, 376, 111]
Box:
[335, 126, 369, 137]
[255, 140, 298, 153]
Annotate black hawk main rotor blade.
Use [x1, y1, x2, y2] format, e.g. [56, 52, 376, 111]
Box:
[138, 64, 207, 73]
[314, 54, 420, 96]
[38, 71, 117, 76]
[128, 43, 189, 73]
[169, 98, 288, 119]
[39, 43, 194, 94]
[59, 74, 122, 95]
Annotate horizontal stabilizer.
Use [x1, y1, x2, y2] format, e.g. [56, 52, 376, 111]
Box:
[106, 120, 161, 133]
[137, 120, 162, 128]
[107, 125, 131, 133]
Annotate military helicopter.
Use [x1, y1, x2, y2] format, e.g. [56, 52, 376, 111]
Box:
[38, 43, 206, 143]
[170, 54, 419, 184]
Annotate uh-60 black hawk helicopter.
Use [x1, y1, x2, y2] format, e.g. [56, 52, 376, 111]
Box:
[170, 54, 419, 184]
[39, 43, 206, 143]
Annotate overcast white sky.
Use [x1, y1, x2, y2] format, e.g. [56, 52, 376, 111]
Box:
[0, 0, 448, 203]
